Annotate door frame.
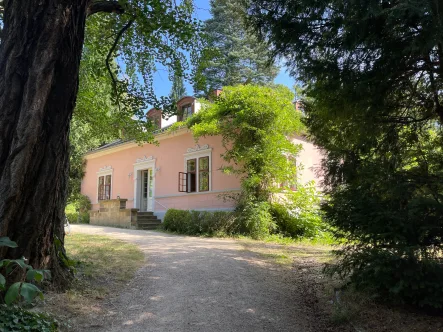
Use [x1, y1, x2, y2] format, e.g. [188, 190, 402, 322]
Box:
[140, 169, 154, 212]
[133, 158, 156, 211]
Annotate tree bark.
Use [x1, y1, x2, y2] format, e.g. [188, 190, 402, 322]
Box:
[0, 0, 89, 288]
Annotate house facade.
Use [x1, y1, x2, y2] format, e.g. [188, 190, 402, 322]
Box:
[81, 96, 322, 228]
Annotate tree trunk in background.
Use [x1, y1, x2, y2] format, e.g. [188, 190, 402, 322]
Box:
[0, 0, 88, 288]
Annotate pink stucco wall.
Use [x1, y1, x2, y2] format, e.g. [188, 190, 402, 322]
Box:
[291, 136, 323, 188]
[82, 130, 241, 212]
[81, 131, 323, 216]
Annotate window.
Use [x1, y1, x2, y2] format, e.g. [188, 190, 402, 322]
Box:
[199, 156, 209, 191]
[179, 152, 211, 193]
[186, 159, 197, 192]
[98, 174, 112, 200]
[181, 104, 192, 121]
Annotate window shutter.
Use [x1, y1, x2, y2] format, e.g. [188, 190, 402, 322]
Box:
[178, 172, 188, 192]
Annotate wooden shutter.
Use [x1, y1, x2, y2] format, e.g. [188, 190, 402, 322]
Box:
[178, 172, 188, 192]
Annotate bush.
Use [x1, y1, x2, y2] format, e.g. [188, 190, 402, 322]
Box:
[270, 202, 323, 239]
[75, 194, 91, 213]
[162, 209, 192, 233]
[326, 247, 443, 309]
[162, 209, 237, 236]
[237, 200, 275, 239]
[65, 194, 91, 224]
[65, 212, 89, 224]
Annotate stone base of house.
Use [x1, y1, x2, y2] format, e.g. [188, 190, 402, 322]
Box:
[90, 199, 138, 229]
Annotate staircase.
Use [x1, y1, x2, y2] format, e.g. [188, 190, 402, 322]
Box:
[136, 211, 162, 230]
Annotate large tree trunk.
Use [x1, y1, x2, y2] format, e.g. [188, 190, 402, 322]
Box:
[0, 0, 89, 288]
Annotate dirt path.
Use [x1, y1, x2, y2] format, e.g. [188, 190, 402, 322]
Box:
[70, 225, 317, 332]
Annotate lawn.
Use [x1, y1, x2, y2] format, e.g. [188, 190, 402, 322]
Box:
[41, 233, 144, 330]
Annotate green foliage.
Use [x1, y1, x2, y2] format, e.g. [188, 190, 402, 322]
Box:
[169, 73, 187, 103]
[68, 0, 203, 202]
[0, 305, 58, 332]
[73, 194, 91, 213]
[0, 238, 50, 306]
[236, 200, 274, 239]
[194, 0, 278, 95]
[326, 248, 443, 309]
[272, 183, 324, 239]
[189, 85, 303, 200]
[66, 212, 90, 225]
[163, 209, 238, 236]
[187, 85, 319, 239]
[66, 195, 91, 224]
[247, 0, 443, 308]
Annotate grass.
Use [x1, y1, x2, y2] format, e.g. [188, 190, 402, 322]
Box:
[66, 233, 144, 282]
[41, 233, 144, 329]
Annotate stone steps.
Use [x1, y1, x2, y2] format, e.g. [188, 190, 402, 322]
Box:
[136, 212, 161, 230]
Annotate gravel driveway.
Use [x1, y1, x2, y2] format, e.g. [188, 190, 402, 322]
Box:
[70, 224, 315, 332]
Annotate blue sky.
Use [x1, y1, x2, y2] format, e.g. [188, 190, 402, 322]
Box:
[151, 0, 295, 97]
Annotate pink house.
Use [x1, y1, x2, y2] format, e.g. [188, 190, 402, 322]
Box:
[81, 96, 322, 229]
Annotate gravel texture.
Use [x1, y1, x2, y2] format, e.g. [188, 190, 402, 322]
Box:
[70, 224, 316, 332]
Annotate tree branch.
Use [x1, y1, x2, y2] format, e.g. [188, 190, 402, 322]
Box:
[106, 18, 135, 107]
[87, 1, 125, 17]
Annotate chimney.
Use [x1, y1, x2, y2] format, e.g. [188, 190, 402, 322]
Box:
[293, 100, 302, 112]
[208, 89, 222, 101]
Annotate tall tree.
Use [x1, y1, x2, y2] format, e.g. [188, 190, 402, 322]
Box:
[194, 0, 278, 95]
[246, 0, 443, 307]
[169, 73, 187, 103]
[0, 0, 200, 286]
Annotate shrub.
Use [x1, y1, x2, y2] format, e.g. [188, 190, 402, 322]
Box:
[162, 209, 192, 233]
[0, 237, 50, 306]
[65, 194, 91, 224]
[75, 194, 91, 213]
[325, 247, 443, 309]
[162, 209, 237, 236]
[270, 183, 325, 239]
[237, 200, 275, 239]
[65, 212, 89, 224]
[270, 202, 324, 239]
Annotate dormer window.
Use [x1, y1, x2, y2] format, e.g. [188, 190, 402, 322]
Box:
[181, 104, 192, 121]
[146, 108, 162, 128]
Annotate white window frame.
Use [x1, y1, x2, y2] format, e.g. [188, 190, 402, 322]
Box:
[96, 168, 113, 203]
[184, 148, 212, 193]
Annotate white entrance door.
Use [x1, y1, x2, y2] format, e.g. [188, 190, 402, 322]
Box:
[141, 169, 154, 211]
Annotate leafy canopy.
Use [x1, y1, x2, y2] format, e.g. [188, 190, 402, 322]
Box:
[67, 0, 204, 202]
[246, 0, 443, 307]
[189, 85, 303, 200]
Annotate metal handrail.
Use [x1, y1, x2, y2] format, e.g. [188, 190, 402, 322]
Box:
[154, 199, 168, 210]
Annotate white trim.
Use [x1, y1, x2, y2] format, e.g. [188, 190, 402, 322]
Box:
[184, 147, 212, 157]
[184, 148, 212, 193]
[186, 144, 210, 153]
[96, 168, 113, 204]
[133, 159, 156, 211]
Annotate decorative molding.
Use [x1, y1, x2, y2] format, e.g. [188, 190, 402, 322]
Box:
[135, 155, 154, 163]
[187, 144, 209, 153]
[99, 165, 112, 172]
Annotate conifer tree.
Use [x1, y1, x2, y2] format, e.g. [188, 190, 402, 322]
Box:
[169, 73, 187, 103]
[195, 0, 278, 95]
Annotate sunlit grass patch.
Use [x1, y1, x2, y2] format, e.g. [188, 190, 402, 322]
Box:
[42, 234, 144, 327]
[66, 233, 144, 283]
